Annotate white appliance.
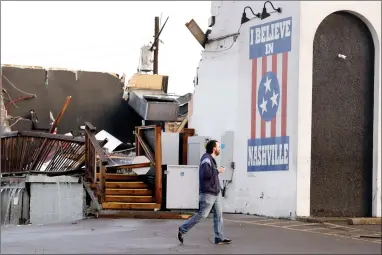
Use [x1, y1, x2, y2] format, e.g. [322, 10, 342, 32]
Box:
[166, 165, 199, 209]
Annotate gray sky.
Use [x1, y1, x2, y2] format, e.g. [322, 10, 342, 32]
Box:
[1, 1, 211, 95]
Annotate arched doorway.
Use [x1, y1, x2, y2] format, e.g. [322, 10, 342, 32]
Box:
[310, 12, 375, 217]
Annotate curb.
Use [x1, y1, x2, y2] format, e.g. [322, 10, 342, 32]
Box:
[297, 216, 382, 225]
[97, 210, 193, 220]
[348, 218, 382, 225]
[296, 217, 349, 224]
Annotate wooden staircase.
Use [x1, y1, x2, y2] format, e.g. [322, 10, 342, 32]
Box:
[84, 123, 163, 213]
[92, 172, 161, 211]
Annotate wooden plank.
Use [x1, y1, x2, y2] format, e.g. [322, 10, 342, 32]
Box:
[181, 128, 195, 165]
[102, 202, 161, 210]
[105, 195, 153, 203]
[106, 162, 151, 170]
[96, 173, 139, 181]
[135, 127, 143, 156]
[105, 188, 152, 196]
[105, 181, 147, 189]
[154, 125, 163, 205]
[99, 165, 105, 203]
[176, 114, 188, 133]
[98, 210, 192, 220]
[49, 96, 72, 133]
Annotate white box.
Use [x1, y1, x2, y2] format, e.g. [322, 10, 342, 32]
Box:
[166, 165, 199, 209]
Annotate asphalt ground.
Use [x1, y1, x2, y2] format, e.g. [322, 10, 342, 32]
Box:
[1, 214, 381, 254]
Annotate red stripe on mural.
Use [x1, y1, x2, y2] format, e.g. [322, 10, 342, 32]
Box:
[271, 54, 277, 137]
[261, 56, 267, 138]
[281, 52, 288, 136]
[251, 58, 257, 139]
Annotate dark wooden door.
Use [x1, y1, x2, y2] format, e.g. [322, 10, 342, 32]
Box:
[311, 12, 374, 217]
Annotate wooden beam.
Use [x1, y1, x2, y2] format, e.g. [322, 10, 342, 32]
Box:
[176, 114, 188, 133]
[181, 128, 195, 165]
[99, 165, 105, 202]
[105, 181, 148, 189]
[135, 127, 143, 156]
[98, 210, 192, 220]
[96, 173, 139, 181]
[105, 162, 151, 170]
[49, 96, 72, 133]
[101, 202, 160, 210]
[185, 19, 207, 48]
[105, 189, 152, 196]
[154, 125, 163, 205]
[105, 195, 153, 203]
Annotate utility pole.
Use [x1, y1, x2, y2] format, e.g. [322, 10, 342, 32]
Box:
[153, 16, 160, 75]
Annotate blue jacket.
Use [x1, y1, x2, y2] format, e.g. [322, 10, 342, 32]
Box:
[199, 153, 221, 196]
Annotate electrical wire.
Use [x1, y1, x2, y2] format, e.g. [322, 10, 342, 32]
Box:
[5, 95, 35, 111]
[203, 9, 280, 53]
[2, 88, 18, 108]
[203, 23, 243, 53]
[2, 74, 38, 98]
[8, 116, 27, 128]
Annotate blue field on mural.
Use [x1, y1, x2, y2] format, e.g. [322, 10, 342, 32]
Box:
[247, 136, 289, 172]
[249, 17, 292, 59]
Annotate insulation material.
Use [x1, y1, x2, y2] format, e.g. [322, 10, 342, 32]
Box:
[95, 130, 123, 153]
[125, 73, 168, 91]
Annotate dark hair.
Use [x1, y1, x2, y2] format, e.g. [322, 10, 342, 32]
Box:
[206, 140, 218, 154]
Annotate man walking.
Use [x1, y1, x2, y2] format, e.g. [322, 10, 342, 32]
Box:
[177, 140, 232, 245]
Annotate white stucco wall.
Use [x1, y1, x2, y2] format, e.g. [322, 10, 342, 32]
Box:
[190, 1, 381, 218]
[191, 1, 301, 218]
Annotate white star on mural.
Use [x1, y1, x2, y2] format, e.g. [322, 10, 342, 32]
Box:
[270, 90, 279, 108]
[263, 76, 272, 94]
[260, 97, 268, 115]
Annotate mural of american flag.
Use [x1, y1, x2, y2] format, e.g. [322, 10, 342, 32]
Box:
[247, 17, 292, 172]
[251, 53, 288, 140]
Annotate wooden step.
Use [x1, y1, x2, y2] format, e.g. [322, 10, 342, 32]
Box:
[105, 188, 152, 196]
[105, 181, 147, 189]
[98, 210, 193, 220]
[105, 195, 153, 203]
[96, 173, 139, 181]
[102, 202, 161, 210]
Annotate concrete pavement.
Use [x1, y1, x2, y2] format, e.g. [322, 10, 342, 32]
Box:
[1, 214, 381, 254]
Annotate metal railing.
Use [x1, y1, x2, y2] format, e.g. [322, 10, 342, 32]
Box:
[1, 122, 164, 207]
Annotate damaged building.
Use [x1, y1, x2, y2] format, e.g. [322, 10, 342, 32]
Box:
[1, 63, 194, 225]
[1, 0, 381, 226]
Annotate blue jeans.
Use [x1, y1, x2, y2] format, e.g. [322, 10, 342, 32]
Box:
[179, 192, 224, 241]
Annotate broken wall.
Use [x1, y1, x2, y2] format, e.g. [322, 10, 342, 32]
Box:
[27, 175, 85, 225]
[1, 66, 142, 143]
